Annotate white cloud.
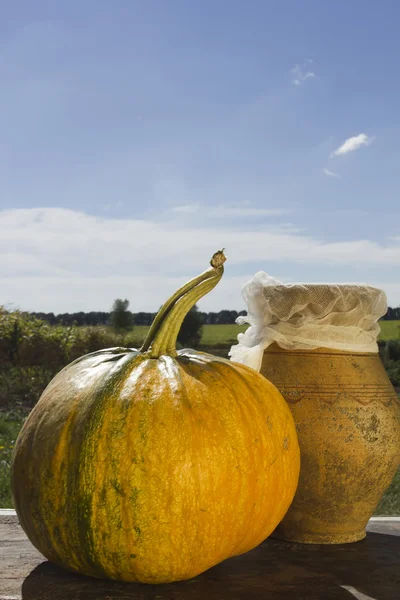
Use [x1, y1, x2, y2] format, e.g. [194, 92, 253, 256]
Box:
[172, 204, 291, 218]
[331, 133, 373, 157]
[291, 61, 316, 86]
[323, 168, 339, 178]
[208, 206, 291, 218]
[1, 208, 400, 312]
[172, 204, 199, 213]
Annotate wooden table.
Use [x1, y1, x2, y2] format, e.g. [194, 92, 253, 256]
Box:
[1, 511, 399, 599]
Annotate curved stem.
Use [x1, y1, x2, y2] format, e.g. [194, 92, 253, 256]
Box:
[152, 277, 217, 357]
[164, 278, 217, 355]
[140, 249, 226, 358]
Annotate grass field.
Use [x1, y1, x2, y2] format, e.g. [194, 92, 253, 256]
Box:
[201, 324, 248, 346]
[204, 320, 400, 345]
[132, 321, 400, 347]
[121, 323, 248, 348]
[378, 320, 400, 340]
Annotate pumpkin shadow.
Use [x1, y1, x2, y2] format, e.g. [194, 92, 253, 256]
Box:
[21, 532, 400, 600]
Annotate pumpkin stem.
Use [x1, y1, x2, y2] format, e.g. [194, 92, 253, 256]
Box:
[140, 250, 226, 358]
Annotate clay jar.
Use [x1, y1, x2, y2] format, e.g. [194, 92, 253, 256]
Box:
[231, 277, 400, 544]
[262, 344, 400, 544]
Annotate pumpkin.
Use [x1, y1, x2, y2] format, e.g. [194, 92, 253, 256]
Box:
[11, 250, 300, 584]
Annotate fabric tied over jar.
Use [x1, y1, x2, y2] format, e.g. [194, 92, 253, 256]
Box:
[229, 271, 388, 371]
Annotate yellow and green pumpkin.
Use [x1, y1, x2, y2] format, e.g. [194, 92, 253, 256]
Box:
[11, 250, 300, 584]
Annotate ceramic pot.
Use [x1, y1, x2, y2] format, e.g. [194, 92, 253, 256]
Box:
[261, 343, 400, 544]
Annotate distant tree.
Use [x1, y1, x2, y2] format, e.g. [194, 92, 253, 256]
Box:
[26, 307, 249, 327]
[110, 299, 134, 332]
[198, 311, 208, 325]
[30, 312, 57, 325]
[177, 304, 203, 348]
[85, 311, 110, 326]
[215, 310, 239, 324]
[58, 313, 75, 326]
[134, 312, 157, 326]
[207, 312, 218, 325]
[381, 306, 400, 320]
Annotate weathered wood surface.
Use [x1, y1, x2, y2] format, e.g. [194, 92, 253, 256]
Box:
[1, 514, 399, 599]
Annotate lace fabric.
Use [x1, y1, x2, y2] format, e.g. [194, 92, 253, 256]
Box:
[229, 271, 387, 371]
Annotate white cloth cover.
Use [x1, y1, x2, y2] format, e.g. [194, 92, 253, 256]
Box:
[229, 272, 388, 372]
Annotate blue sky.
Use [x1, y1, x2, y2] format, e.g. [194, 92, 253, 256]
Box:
[1, 0, 400, 313]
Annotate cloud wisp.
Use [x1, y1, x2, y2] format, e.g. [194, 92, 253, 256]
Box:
[323, 168, 340, 178]
[331, 133, 373, 157]
[172, 204, 291, 218]
[1, 207, 400, 312]
[172, 204, 199, 214]
[290, 60, 315, 85]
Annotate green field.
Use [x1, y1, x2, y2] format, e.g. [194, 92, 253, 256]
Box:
[201, 324, 248, 346]
[201, 321, 400, 345]
[378, 320, 400, 340]
[120, 324, 248, 348]
[133, 321, 400, 347]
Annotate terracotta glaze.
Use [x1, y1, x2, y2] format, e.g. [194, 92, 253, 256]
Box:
[261, 343, 400, 544]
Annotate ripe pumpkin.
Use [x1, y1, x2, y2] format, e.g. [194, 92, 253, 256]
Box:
[11, 250, 300, 584]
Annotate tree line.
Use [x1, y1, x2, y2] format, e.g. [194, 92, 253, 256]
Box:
[27, 308, 248, 326]
[10, 304, 400, 327]
[381, 307, 400, 320]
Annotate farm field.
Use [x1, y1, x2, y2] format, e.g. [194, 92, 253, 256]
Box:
[378, 320, 400, 340]
[200, 324, 248, 346]
[96, 324, 247, 349]
[206, 321, 400, 345]
[117, 323, 248, 348]
[213, 321, 400, 344]
[133, 321, 400, 346]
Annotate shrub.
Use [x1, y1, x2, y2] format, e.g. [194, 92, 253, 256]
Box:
[177, 305, 203, 348]
[110, 299, 134, 332]
[0, 366, 55, 411]
[385, 361, 400, 388]
[384, 340, 400, 363]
